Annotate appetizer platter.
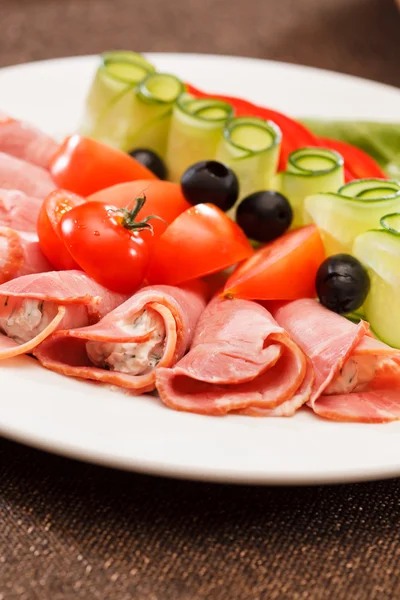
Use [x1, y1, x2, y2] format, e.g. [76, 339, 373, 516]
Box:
[0, 52, 400, 484]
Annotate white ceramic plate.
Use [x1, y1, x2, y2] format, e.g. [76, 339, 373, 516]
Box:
[1, 54, 400, 486]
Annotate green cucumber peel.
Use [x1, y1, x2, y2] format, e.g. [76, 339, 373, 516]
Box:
[216, 116, 281, 211]
[80, 52, 155, 148]
[165, 95, 233, 182]
[277, 147, 345, 228]
[305, 178, 400, 255]
[301, 119, 400, 178]
[124, 73, 185, 157]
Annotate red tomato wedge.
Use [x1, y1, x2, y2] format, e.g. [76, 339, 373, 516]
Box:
[318, 137, 387, 181]
[88, 180, 191, 240]
[50, 135, 158, 197]
[37, 189, 85, 270]
[186, 84, 319, 171]
[146, 203, 254, 286]
[223, 225, 325, 300]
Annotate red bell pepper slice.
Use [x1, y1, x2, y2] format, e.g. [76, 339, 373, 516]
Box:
[317, 137, 387, 181]
[186, 84, 387, 182]
[186, 84, 319, 171]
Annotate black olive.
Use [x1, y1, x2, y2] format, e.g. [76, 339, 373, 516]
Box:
[236, 190, 293, 243]
[316, 254, 370, 314]
[129, 148, 167, 180]
[181, 161, 239, 212]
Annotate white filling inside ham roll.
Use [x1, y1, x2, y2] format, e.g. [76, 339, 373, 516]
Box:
[0, 297, 58, 344]
[324, 354, 381, 395]
[86, 308, 166, 375]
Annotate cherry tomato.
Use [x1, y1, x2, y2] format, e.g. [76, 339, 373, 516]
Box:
[186, 84, 319, 170]
[318, 137, 387, 181]
[88, 180, 191, 239]
[60, 200, 152, 294]
[223, 225, 325, 300]
[50, 135, 157, 197]
[37, 189, 85, 270]
[146, 203, 254, 285]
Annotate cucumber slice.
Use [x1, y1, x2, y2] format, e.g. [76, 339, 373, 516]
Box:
[165, 95, 233, 182]
[353, 218, 400, 347]
[305, 178, 400, 255]
[80, 51, 155, 148]
[276, 148, 344, 228]
[125, 73, 184, 158]
[215, 117, 281, 215]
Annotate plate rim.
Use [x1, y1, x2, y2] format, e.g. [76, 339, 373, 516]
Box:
[1, 52, 400, 486]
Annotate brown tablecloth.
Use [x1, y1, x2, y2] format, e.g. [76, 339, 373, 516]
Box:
[1, 0, 400, 598]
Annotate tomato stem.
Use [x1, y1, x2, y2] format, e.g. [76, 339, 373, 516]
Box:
[118, 195, 165, 234]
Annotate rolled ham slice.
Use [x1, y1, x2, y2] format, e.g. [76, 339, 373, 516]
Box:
[0, 152, 55, 197]
[156, 297, 313, 416]
[0, 271, 127, 359]
[0, 227, 52, 284]
[34, 283, 208, 394]
[0, 189, 42, 232]
[0, 113, 59, 169]
[271, 299, 400, 423]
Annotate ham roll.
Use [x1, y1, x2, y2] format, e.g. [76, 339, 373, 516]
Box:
[0, 152, 55, 197]
[156, 297, 313, 416]
[0, 227, 52, 284]
[34, 283, 208, 394]
[271, 299, 400, 423]
[0, 189, 42, 232]
[0, 113, 59, 169]
[0, 271, 127, 359]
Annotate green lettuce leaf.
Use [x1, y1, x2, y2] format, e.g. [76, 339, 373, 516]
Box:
[301, 119, 400, 179]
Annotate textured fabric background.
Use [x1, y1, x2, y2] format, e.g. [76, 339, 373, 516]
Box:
[0, 0, 400, 599]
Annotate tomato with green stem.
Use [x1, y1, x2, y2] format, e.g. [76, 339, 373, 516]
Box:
[60, 197, 161, 293]
[88, 180, 191, 240]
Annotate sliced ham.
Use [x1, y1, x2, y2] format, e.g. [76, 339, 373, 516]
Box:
[0, 113, 59, 169]
[33, 283, 208, 394]
[0, 271, 127, 359]
[0, 189, 42, 232]
[0, 227, 52, 284]
[0, 152, 55, 198]
[156, 297, 312, 416]
[271, 299, 400, 423]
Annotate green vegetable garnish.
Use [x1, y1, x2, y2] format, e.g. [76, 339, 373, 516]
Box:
[80, 51, 155, 149]
[353, 213, 400, 348]
[275, 147, 344, 228]
[301, 119, 400, 178]
[305, 178, 400, 255]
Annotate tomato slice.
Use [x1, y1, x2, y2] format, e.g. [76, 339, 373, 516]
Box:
[37, 189, 85, 270]
[186, 84, 319, 170]
[88, 180, 191, 239]
[318, 137, 387, 181]
[50, 135, 158, 197]
[223, 225, 325, 300]
[146, 203, 254, 285]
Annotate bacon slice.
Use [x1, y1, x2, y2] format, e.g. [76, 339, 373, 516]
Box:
[33, 283, 208, 394]
[271, 299, 400, 423]
[0, 227, 52, 284]
[0, 113, 59, 169]
[0, 271, 127, 359]
[156, 298, 311, 416]
[0, 152, 55, 198]
[0, 189, 42, 232]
